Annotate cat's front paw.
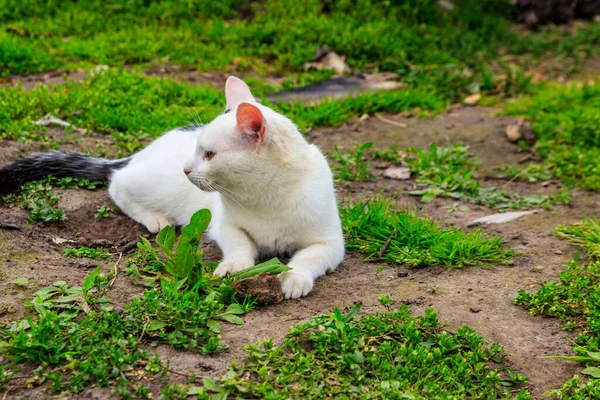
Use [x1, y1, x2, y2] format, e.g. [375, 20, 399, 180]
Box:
[214, 258, 254, 277]
[280, 269, 314, 299]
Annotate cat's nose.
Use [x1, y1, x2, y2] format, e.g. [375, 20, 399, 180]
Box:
[183, 167, 191, 175]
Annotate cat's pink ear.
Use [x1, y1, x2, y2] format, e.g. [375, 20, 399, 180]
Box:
[236, 103, 265, 143]
[225, 76, 255, 110]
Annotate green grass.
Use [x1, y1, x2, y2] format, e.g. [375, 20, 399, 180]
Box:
[0, 68, 446, 150]
[516, 218, 600, 397]
[555, 216, 600, 260]
[504, 83, 600, 191]
[62, 246, 111, 260]
[341, 195, 516, 268]
[1, 176, 107, 222]
[188, 303, 530, 399]
[0, 209, 293, 396]
[330, 142, 376, 183]
[406, 143, 572, 210]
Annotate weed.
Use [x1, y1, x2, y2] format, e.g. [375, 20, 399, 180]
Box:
[499, 164, 553, 183]
[1, 176, 107, 222]
[330, 142, 375, 183]
[372, 145, 403, 164]
[341, 194, 516, 268]
[407, 143, 570, 210]
[0, 209, 293, 395]
[555, 216, 600, 260]
[62, 246, 111, 260]
[195, 304, 530, 399]
[94, 204, 114, 218]
[505, 83, 600, 190]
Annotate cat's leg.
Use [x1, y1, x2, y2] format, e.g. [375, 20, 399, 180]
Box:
[280, 240, 345, 299]
[212, 225, 258, 276]
[109, 171, 170, 233]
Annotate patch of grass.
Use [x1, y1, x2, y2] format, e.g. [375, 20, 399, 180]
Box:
[516, 218, 600, 388]
[0, 68, 447, 150]
[1, 176, 107, 222]
[192, 303, 530, 399]
[330, 142, 375, 183]
[62, 246, 111, 260]
[499, 163, 553, 183]
[515, 253, 600, 381]
[406, 143, 571, 210]
[94, 204, 114, 218]
[0, 209, 288, 396]
[504, 83, 600, 190]
[546, 375, 600, 399]
[341, 195, 517, 268]
[555, 216, 600, 260]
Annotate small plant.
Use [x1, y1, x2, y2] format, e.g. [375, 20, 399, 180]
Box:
[499, 164, 553, 183]
[516, 251, 600, 379]
[555, 216, 600, 260]
[372, 146, 403, 164]
[341, 194, 517, 268]
[330, 142, 376, 182]
[62, 246, 112, 260]
[1, 176, 108, 222]
[94, 204, 114, 218]
[198, 304, 530, 398]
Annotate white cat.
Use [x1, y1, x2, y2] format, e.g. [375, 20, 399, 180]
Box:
[0, 77, 345, 299]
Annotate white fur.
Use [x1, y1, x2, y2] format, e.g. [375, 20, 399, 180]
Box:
[109, 77, 344, 299]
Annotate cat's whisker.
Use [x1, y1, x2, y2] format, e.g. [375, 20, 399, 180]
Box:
[206, 182, 249, 212]
[211, 182, 246, 200]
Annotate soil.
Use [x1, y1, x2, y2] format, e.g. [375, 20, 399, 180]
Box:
[1, 95, 598, 398]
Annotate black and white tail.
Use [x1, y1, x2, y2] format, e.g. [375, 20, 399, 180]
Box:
[0, 152, 130, 196]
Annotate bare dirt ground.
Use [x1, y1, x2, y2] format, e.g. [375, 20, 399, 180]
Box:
[1, 100, 598, 398]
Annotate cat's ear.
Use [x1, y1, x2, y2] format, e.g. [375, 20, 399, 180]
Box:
[225, 76, 255, 110]
[236, 103, 265, 144]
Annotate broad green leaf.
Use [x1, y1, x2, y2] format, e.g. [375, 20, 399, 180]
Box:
[345, 303, 361, 322]
[207, 319, 221, 333]
[202, 377, 220, 392]
[586, 351, 600, 361]
[181, 208, 211, 243]
[11, 278, 29, 286]
[175, 242, 196, 278]
[156, 225, 176, 255]
[225, 303, 245, 315]
[147, 321, 168, 331]
[83, 265, 102, 292]
[220, 313, 244, 325]
[187, 386, 206, 396]
[582, 367, 600, 378]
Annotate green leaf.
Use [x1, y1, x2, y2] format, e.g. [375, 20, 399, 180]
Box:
[344, 303, 361, 322]
[174, 242, 195, 279]
[582, 367, 600, 378]
[181, 209, 211, 243]
[83, 265, 102, 292]
[225, 304, 245, 315]
[586, 352, 600, 361]
[156, 225, 176, 256]
[11, 278, 29, 286]
[187, 386, 206, 396]
[202, 377, 221, 392]
[207, 319, 221, 333]
[147, 321, 168, 331]
[220, 314, 244, 325]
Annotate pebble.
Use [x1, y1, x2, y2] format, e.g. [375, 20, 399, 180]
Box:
[397, 271, 409, 277]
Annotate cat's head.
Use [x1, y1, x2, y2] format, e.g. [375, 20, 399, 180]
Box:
[183, 77, 306, 201]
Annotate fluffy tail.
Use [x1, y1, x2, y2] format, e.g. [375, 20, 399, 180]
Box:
[0, 152, 130, 196]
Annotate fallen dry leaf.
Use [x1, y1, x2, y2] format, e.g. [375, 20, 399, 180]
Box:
[505, 124, 522, 142]
[463, 93, 481, 105]
[467, 210, 539, 227]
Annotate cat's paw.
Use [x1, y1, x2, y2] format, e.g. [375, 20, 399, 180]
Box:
[214, 258, 254, 277]
[141, 215, 171, 234]
[280, 269, 314, 299]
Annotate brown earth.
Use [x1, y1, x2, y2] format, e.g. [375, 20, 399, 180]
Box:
[1, 104, 598, 399]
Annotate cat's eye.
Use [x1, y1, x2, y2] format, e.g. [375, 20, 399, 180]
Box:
[204, 150, 215, 161]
